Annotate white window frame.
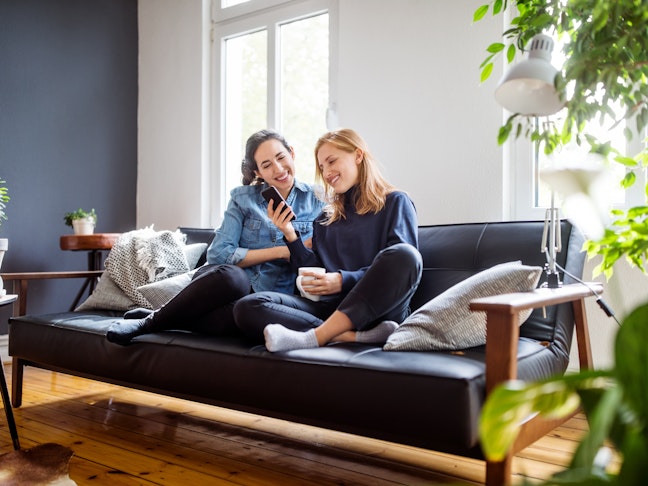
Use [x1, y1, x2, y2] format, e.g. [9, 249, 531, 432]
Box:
[507, 117, 648, 222]
[214, 0, 297, 22]
[209, 0, 338, 227]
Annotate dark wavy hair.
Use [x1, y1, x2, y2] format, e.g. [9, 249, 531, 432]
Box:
[241, 130, 292, 185]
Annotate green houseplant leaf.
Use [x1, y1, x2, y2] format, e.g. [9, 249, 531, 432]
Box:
[614, 302, 648, 419]
[479, 371, 608, 462]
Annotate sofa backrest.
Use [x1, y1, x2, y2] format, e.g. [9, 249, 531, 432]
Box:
[179, 221, 586, 356]
[414, 220, 586, 356]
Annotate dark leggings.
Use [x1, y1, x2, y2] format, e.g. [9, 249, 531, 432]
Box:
[148, 264, 251, 336]
[234, 243, 423, 340]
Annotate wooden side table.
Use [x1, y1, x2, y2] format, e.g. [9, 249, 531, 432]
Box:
[60, 233, 120, 310]
[0, 294, 20, 450]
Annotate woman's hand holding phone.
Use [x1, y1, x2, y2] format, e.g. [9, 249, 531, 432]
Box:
[262, 187, 295, 221]
[262, 186, 298, 242]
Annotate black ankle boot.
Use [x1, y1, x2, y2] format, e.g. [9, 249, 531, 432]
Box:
[106, 313, 156, 346]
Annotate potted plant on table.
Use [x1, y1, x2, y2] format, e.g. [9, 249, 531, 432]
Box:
[473, 0, 648, 483]
[0, 178, 9, 296]
[64, 208, 97, 235]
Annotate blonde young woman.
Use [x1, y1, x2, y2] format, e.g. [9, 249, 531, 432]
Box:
[234, 128, 422, 351]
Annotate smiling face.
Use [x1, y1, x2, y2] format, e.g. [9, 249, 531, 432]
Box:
[253, 139, 296, 198]
[316, 142, 362, 194]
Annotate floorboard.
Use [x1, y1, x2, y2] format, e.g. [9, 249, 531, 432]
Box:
[0, 365, 603, 485]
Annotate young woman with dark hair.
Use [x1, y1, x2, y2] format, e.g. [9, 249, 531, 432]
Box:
[106, 129, 324, 345]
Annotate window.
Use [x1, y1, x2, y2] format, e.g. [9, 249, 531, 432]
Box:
[508, 42, 646, 221]
[509, 117, 646, 223]
[222, 0, 247, 7]
[535, 108, 629, 208]
[211, 0, 336, 222]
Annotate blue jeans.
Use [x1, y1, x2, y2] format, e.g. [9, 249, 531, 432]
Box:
[233, 243, 423, 340]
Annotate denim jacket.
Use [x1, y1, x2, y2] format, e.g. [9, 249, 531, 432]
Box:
[206, 180, 324, 294]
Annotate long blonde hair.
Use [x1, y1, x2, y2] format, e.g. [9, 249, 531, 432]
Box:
[314, 128, 395, 224]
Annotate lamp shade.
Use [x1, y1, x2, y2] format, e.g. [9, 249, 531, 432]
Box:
[495, 34, 563, 116]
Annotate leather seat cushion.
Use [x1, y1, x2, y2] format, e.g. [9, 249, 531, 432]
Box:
[9, 311, 565, 457]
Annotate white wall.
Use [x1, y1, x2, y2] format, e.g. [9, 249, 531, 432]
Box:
[576, 257, 648, 370]
[137, 0, 205, 230]
[335, 0, 503, 225]
[137, 0, 503, 230]
[137, 0, 647, 369]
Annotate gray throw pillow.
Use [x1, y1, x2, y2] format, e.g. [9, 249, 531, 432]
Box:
[105, 228, 189, 308]
[76, 229, 201, 312]
[384, 261, 542, 351]
[75, 273, 137, 312]
[136, 270, 196, 309]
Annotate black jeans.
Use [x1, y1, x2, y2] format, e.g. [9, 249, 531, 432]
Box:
[149, 263, 251, 336]
[233, 243, 423, 340]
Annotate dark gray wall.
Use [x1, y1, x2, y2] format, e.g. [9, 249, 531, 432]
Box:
[0, 0, 138, 333]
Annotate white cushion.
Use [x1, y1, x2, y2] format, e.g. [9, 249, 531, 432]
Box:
[384, 261, 542, 351]
[183, 243, 208, 269]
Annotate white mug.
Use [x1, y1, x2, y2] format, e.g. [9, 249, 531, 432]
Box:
[296, 267, 326, 302]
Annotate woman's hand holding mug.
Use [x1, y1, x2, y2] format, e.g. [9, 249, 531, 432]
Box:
[296, 267, 326, 301]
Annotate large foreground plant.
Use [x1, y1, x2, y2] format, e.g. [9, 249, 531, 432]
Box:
[480, 302, 648, 484]
[475, 0, 648, 278]
[474, 1, 648, 483]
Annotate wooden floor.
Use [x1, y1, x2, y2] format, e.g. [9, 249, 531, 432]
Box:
[0, 364, 590, 485]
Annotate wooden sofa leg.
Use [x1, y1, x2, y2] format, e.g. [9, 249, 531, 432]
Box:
[11, 357, 24, 408]
[486, 455, 512, 486]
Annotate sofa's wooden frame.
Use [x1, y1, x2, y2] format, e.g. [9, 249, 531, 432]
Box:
[1, 270, 602, 486]
[1, 271, 104, 317]
[471, 282, 601, 485]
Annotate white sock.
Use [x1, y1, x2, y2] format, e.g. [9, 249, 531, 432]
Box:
[356, 320, 398, 344]
[264, 324, 319, 352]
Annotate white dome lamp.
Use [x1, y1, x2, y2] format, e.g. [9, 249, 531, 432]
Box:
[495, 34, 564, 288]
[495, 34, 563, 116]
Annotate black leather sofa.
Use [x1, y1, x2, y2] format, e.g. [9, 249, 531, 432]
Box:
[6, 221, 600, 485]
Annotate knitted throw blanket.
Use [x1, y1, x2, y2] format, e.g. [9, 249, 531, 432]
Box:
[105, 228, 190, 308]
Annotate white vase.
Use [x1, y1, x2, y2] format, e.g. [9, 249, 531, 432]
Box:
[72, 218, 95, 235]
[0, 238, 7, 297]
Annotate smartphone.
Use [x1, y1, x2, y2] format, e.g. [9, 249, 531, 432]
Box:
[261, 186, 295, 221]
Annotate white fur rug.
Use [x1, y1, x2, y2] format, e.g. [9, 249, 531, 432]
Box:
[0, 443, 76, 485]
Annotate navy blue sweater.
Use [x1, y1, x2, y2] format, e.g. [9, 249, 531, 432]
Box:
[287, 188, 418, 293]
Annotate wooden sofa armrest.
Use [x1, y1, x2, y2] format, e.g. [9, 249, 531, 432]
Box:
[0, 271, 104, 316]
[470, 282, 602, 393]
[470, 282, 603, 486]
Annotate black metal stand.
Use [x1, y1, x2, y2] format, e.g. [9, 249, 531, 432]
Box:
[0, 359, 20, 449]
[60, 234, 121, 311]
[68, 249, 103, 311]
[0, 294, 21, 450]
